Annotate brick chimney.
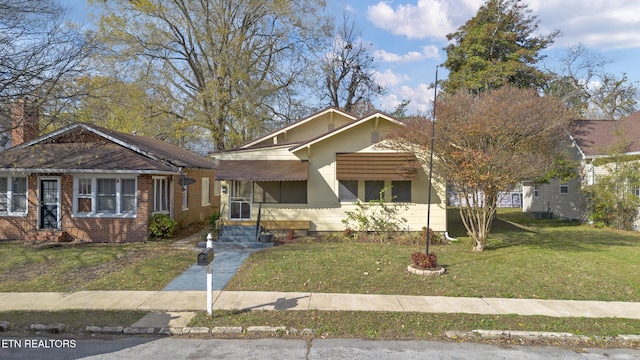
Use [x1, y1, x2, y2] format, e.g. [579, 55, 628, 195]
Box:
[11, 99, 39, 147]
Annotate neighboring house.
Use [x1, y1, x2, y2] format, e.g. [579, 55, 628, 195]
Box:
[448, 187, 523, 208]
[0, 101, 218, 242]
[523, 111, 640, 225]
[210, 107, 447, 236]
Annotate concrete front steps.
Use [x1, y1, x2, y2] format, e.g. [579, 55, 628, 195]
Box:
[217, 225, 263, 243]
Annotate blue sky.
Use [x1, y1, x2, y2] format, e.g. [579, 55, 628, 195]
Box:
[64, 0, 640, 114]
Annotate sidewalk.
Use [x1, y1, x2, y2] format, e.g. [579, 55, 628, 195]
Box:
[1, 290, 638, 320]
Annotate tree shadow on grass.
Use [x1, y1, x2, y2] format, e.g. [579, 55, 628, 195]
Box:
[487, 217, 640, 252]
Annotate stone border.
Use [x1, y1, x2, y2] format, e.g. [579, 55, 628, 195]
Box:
[407, 264, 446, 276]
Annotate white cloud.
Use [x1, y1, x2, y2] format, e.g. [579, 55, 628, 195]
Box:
[374, 45, 439, 63]
[367, 0, 461, 39]
[377, 83, 434, 114]
[374, 69, 409, 87]
[367, 0, 640, 49]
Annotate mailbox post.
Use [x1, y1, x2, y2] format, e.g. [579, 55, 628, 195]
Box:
[198, 233, 215, 315]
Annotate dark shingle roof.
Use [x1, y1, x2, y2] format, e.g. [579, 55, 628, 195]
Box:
[0, 123, 215, 172]
[570, 111, 640, 157]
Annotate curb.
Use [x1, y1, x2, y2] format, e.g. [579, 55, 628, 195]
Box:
[3, 322, 639, 344]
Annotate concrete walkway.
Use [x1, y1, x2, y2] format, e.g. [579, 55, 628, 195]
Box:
[1, 290, 638, 320]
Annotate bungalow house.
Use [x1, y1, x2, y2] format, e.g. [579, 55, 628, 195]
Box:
[0, 101, 218, 242]
[210, 107, 447, 238]
[523, 111, 640, 227]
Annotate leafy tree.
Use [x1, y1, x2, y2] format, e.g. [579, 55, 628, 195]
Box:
[89, 0, 331, 150]
[61, 76, 204, 148]
[583, 158, 640, 230]
[386, 86, 573, 251]
[546, 44, 639, 119]
[391, 100, 411, 119]
[442, 0, 558, 93]
[321, 13, 385, 114]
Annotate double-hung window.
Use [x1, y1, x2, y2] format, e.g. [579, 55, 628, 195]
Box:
[560, 182, 569, 194]
[0, 176, 27, 215]
[74, 176, 137, 216]
[153, 177, 169, 213]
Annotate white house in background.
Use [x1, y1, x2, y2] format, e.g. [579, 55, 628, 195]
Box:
[209, 107, 448, 236]
[523, 111, 640, 227]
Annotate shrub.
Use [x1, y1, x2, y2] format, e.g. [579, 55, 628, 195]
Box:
[148, 214, 176, 240]
[422, 227, 445, 245]
[410, 251, 439, 270]
[342, 185, 408, 241]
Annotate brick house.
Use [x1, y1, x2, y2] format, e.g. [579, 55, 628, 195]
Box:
[0, 102, 218, 242]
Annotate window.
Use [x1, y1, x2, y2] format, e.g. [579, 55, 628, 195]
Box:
[182, 185, 188, 210]
[153, 177, 168, 212]
[97, 179, 116, 212]
[0, 176, 27, 215]
[77, 178, 92, 213]
[365, 180, 384, 201]
[391, 181, 411, 202]
[560, 182, 569, 194]
[214, 180, 221, 196]
[253, 181, 307, 204]
[338, 180, 358, 202]
[533, 185, 539, 198]
[202, 177, 211, 206]
[74, 176, 137, 216]
[121, 179, 136, 213]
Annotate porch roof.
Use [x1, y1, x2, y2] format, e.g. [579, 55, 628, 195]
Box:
[215, 160, 308, 181]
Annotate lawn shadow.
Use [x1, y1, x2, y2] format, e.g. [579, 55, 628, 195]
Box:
[487, 218, 640, 252]
[446, 208, 640, 253]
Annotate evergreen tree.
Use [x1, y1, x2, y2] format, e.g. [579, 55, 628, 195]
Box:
[442, 0, 559, 93]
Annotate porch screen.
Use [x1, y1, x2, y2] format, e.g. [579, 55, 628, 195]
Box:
[254, 181, 307, 204]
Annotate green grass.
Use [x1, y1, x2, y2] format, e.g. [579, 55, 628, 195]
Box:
[190, 310, 640, 339]
[0, 241, 195, 292]
[0, 310, 147, 334]
[226, 208, 640, 301]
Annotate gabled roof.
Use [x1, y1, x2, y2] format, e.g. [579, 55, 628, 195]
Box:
[289, 111, 404, 153]
[237, 107, 356, 149]
[569, 111, 640, 157]
[0, 123, 215, 173]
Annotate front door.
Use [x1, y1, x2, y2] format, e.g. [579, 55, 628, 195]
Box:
[229, 181, 251, 220]
[39, 178, 60, 229]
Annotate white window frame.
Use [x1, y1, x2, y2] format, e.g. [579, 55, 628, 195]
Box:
[0, 175, 28, 216]
[202, 177, 211, 206]
[559, 182, 569, 194]
[533, 185, 539, 198]
[153, 176, 169, 214]
[73, 176, 137, 218]
[182, 184, 189, 211]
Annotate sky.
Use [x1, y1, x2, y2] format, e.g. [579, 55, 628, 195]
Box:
[64, 0, 640, 114]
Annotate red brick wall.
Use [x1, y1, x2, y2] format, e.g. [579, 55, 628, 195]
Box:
[0, 171, 219, 243]
[0, 174, 152, 243]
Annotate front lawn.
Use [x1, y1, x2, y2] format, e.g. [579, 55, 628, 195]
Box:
[226, 208, 640, 302]
[0, 241, 195, 292]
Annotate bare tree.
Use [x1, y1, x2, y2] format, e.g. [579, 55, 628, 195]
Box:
[0, 1, 92, 98]
[321, 13, 385, 115]
[0, 0, 93, 143]
[546, 44, 639, 119]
